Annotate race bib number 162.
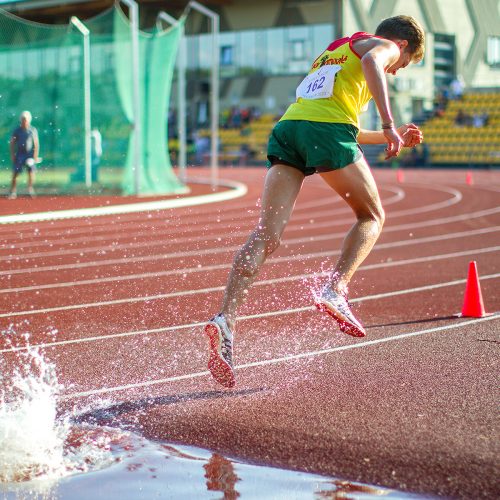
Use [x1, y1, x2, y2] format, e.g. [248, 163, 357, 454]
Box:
[296, 64, 341, 100]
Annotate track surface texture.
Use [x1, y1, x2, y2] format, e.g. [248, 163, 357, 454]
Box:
[1, 167, 499, 499]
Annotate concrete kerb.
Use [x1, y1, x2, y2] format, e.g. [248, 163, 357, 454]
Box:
[0, 178, 248, 225]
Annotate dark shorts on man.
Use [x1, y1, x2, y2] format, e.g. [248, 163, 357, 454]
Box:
[14, 155, 36, 174]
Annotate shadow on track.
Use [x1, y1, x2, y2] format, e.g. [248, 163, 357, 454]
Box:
[368, 315, 457, 329]
[71, 387, 266, 426]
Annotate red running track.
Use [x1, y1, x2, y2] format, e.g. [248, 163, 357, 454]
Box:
[1, 167, 499, 498]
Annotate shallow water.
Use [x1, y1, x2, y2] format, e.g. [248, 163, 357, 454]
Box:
[1, 431, 434, 500]
[0, 345, 434, 499]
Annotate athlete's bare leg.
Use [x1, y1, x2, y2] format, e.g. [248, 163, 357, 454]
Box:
[319, 157, 385, 293]
[220, 164, 305, 330]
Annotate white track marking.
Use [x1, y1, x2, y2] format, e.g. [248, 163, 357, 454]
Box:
[0, 182, 398, 239]
[0, 176, 495, 239]
[1, 210, 498, 277]
[0, 187, 452, 262]
[1, 227, 497, 301]
[0, 190, 408, 258]
[3, 244, 498, 295]
[58, 314, 500, 400]
[0, 182, 445, 246]
[0, 179, 248, 225]
[2, 274, 498, 345]
[0, 188, 404, 251]
[383, 185, 461, 216]
[0, 196, 257, 238]
[2, 229, 499, 316]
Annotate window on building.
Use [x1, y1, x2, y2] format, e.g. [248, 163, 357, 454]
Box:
[291, 40, 305, 60]
[220, 45, 233, 66]
[239, 30, 257, 71]
[265, 27, 285, 74]
[486, 36, 500, 67]
[433, 33, 455, 89]
[312, 24, 334, 58]
[187, 23, 334, 77]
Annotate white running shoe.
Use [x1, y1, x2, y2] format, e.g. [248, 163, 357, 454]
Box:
[315, 285, 366, 337]
[204, 314, 235, 388]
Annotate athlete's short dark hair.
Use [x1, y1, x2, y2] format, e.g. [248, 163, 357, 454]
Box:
[375, 15, 425, 62]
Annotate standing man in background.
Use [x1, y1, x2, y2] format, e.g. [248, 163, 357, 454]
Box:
[8, 110, 39, 199]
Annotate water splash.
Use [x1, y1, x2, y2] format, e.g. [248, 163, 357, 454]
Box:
[0, 348, 67, 482]
[0, 346, 118, 485]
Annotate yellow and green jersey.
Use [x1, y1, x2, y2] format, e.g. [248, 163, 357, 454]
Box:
[281, 32, 379, 129]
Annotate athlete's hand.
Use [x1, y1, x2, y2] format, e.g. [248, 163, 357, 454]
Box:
[398, 123, 423, 148]
[383, 127, 403, 159]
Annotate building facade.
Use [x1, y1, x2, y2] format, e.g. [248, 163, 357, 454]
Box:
[179, 0, 500, 130]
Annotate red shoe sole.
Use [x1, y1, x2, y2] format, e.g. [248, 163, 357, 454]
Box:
[205, 323, 236, 388]
[315, 302, 366, 338]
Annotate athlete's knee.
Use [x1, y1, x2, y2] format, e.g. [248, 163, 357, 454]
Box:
[234, 250, 258, 278]
[374, 206, 385, 231]
[257, 228, 281, 256]
[368, 208, 385, 236]
[356, 204, 385, 235]
[234, 230, 280, 278]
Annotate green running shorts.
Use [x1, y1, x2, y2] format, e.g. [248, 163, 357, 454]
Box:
[267, 120, 363, 176]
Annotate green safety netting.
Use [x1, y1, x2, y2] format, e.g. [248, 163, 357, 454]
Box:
[0, 4, 186, 195]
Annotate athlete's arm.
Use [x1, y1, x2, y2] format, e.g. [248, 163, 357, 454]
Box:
[358, 124, 423, 147]
[357, 40, 403, 158]
[359, 41, 399, 123]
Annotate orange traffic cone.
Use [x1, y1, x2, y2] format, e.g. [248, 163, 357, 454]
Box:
[460, 261, 486, 317]
[396, 168, 404, 183]
[465, 171, 474, 185]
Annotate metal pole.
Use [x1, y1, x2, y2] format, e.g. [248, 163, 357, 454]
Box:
[188, 1, 219, 190]
[178, 24, 187, 183]
[70, 16, 91, 188]
[157, 12, 187, 183]
[120, 0, 142, 194]
[156, 11, 177, 28]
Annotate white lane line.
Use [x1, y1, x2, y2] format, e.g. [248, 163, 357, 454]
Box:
[384, 185, 461, 216]
[0, 189, 409, 260]
[2, 274, 499, 351]
[0, 177, 493, 239]
[0, 184, 403, 240]
[0, 179, 248, 225]
[0, 185, 445, 255]
[0, 182, 452, 251]
[3, 244, 498, 295]
[1, 229, 498, 313]
[0, 195, 256, 238]
[59, 313, 500, 400]
[0, 182, 356, 243]
[0, 175, 349, 237]
[0, 173, 342, 235]
[2, 214, 498, 277]
[0, 185, 477, 264]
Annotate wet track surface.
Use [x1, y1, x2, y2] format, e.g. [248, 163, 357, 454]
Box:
[0, 167, 499, 498]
